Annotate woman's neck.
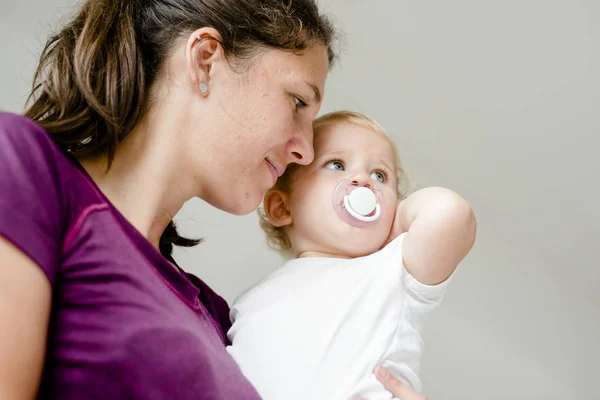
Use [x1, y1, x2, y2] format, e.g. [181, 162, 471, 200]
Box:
[78, 110, 198, 249]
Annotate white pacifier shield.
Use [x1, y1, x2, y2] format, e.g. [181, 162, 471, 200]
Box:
[347, 186, 377, 216]
[332, 179, 386, 228]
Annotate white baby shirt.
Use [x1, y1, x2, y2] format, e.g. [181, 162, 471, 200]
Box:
[227, 233, 454, 400]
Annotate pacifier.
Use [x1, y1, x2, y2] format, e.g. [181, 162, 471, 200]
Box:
[332, 179, 386, 228]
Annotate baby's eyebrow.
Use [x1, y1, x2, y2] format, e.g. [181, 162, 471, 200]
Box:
[378, 159, 395, 172]
[315, 149, 348, 158]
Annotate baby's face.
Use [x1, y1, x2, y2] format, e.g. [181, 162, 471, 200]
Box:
[287, 121, 399, 258]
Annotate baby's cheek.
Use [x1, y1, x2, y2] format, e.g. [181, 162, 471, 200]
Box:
[385, 199, 397, 225]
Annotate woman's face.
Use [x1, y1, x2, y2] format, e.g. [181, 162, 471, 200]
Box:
[190, 45, 330, 215]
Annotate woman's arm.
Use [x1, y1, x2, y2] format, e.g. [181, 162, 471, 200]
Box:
[389, 187, 477, 285]
[0, 236, 52, 399]
[349, 366, 429, 400]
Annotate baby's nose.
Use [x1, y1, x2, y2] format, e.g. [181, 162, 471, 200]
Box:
[350, 174, 372, 189]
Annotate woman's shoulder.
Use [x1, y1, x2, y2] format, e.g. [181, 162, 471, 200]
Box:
[0, 112, 53, 147]
[0, 112, 71, 175]
[0, 112, 99, 197]
[0, 112, 109, 278]
[0, 112, 37, 127]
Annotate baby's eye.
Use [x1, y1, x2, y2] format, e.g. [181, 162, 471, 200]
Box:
[325, 160, 345, 171]
[370, 171, 386, 183]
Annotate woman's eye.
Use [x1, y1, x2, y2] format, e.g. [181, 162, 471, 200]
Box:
[295, 97, 308, 110]
[371, 171, 386, 183]
[325, 160, 345, 171]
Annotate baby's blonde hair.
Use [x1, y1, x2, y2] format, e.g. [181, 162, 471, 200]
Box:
[258, 110, 413, 254]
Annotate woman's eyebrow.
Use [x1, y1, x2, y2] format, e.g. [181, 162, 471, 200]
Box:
[305, 81, 322, 103]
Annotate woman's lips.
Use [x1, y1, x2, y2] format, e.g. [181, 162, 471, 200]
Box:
[266, 159, 279, 185]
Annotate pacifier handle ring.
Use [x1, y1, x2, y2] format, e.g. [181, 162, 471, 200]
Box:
[343, 195, 381, 222]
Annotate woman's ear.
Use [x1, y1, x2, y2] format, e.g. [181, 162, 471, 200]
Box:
[264, 190, 293, 227]
[185, 27, 223, 96]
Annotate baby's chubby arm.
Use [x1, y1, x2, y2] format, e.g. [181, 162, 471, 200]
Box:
[385, 187, 477, 285]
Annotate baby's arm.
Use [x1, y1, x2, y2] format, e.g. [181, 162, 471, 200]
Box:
[387, 187, 477, 285]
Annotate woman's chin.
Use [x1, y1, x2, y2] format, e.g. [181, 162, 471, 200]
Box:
[217, 193, 262, 216]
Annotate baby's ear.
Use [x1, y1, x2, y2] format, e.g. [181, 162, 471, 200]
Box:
[263, 189, 293, 227]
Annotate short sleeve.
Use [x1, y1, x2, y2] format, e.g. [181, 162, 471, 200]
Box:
[388, 233, 458, 314]
[0, 113, 67, 285]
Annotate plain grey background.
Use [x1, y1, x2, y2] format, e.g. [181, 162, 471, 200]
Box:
[1, 0, 598, 399]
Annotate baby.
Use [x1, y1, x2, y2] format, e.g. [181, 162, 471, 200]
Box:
[227, 111, 476, 400]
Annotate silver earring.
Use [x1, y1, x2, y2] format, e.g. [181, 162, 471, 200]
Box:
[199, 82, 208, 93]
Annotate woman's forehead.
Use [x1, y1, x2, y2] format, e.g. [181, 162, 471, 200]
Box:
[258, 45, 329, 90]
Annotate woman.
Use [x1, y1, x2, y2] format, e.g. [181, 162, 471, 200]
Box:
[0, 0, 429, 398]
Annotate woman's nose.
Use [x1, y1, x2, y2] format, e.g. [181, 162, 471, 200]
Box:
[286, 127, 314, 166]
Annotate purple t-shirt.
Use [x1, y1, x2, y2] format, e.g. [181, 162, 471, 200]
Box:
[0, 113, 262, 399]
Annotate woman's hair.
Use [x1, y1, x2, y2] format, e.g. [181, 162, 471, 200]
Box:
[258, 110, 413, 254]
[24, 0, 337, 260]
